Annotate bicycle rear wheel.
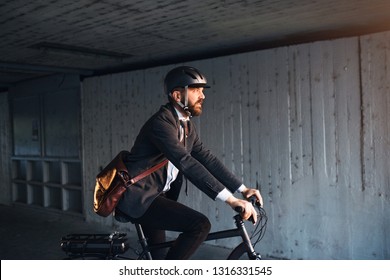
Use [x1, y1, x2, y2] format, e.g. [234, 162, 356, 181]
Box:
[227, 242, 261, 260]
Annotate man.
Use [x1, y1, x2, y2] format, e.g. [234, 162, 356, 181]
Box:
[116, 66, 263, 259]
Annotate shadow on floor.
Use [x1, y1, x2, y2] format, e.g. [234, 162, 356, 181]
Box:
[0, 204, 233, 260]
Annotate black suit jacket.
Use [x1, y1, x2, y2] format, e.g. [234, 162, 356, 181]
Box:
[117, 103, 242, 218]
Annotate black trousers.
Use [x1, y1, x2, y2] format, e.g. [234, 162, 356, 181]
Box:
[130, 195, 211, 260]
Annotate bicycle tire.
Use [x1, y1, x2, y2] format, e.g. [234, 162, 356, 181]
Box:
[227, 243, 248, 259]
[227, 242, 261, 260]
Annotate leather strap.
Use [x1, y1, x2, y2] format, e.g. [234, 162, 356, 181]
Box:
[127, 119, 184, 186]
[129, 159, 169, 185]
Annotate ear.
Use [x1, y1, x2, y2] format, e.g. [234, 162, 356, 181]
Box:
[171, 90, 182, 102]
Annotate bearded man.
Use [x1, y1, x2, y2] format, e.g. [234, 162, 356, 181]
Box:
[115, 66, 263, 259]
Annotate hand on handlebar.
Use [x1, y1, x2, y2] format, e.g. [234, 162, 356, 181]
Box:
[240, 187, 263, 208]
[226, 196, 258, 224]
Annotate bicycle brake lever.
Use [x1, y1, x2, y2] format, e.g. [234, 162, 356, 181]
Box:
[249, 196, 263, 210]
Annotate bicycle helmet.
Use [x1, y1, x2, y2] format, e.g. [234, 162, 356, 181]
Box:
[164, 66, 210, 116]
[164, 66, 209, 95]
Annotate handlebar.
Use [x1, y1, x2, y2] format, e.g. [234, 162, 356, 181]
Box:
[234, 196, 261, 223]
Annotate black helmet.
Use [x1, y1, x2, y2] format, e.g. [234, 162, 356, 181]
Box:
[164, 66, 209, 95]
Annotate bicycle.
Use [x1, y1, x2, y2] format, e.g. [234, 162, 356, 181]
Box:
[60, 200, 267, 260]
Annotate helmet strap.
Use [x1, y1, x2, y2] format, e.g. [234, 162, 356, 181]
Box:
[172, 86, 191, 117]
[184, 85, 188, 110]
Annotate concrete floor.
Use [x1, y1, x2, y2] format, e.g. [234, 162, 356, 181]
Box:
[0, 204, 233, 260]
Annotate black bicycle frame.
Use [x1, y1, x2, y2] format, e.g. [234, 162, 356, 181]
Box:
[135, 214, 256, 260]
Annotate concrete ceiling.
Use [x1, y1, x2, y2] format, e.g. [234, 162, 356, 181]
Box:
[2, 0, 390, 91]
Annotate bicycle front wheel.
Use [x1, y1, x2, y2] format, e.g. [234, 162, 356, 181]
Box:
[227, 242, 261, 260]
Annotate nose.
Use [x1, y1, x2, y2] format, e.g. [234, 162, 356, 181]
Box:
[200, 90, 205, 99]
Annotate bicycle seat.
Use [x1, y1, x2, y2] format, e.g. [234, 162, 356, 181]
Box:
[113, 207, 133, 223]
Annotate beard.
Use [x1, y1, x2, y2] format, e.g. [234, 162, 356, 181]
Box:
[187, 100, 203, 116]
[179, 94, 204, 116]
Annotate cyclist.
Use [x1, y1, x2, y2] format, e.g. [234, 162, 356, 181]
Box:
[115, 66, 263, 259]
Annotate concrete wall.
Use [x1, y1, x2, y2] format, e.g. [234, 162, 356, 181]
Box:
[359, 32, 390, 259]
[81, 31, 389, 259]
[0, 91, 12, 205]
